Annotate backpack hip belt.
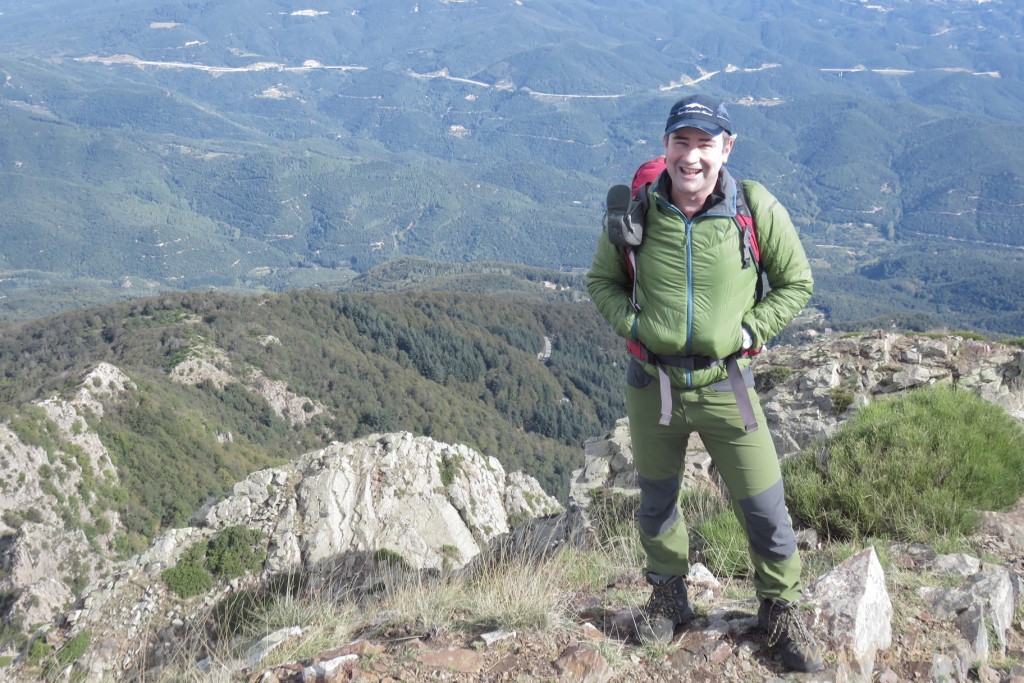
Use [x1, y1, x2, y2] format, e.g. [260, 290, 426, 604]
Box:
[627, 340, 758, 433]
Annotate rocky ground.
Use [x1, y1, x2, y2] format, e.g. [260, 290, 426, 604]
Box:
[240, 496, 1024, 683]
[246, 538, 1024, 683]
[5, 332, 1024, 682]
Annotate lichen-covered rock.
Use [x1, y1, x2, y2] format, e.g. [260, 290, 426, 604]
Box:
[53, 431, 563, 680]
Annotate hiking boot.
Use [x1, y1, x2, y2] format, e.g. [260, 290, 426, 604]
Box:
[758, 598, 825, 673]
[636, 573, 695, 644]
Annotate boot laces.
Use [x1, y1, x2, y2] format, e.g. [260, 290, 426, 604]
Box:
[766, 602, 815, 650]
[646, 579, 681, 620]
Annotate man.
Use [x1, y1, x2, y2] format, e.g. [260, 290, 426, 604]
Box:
[586, 94, 822, 673]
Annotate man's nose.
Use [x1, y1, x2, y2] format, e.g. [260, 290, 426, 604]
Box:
[681, 146, 700, 162]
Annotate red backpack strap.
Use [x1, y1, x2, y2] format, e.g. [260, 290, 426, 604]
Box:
[734, 180, 760, 267]
[734, 179, 768, 303]
[622, 167, 658, 314]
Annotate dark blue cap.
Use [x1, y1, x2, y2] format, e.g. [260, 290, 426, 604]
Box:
[665, 94, 733, 136]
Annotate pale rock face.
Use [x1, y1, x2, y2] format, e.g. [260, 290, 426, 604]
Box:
[169, 353, 234, 390]
[37, 396, 119, 497]
[169, 341, 325, 425]
[46, 430, 564, 680]
[0, 424, 53, 527]
[243, 369, 325, 425]
[72, 362, 136, 417]
[0, 366, 128, 628]
[12, 576, 72, 628]
[294, 433, 560, 572]
[3, 522, 75, 588]
[504, 470, 563, 522]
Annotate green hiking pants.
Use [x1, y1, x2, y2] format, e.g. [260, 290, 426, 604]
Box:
[625, 360, 803, 602]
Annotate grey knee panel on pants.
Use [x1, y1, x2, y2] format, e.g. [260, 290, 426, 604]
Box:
[737, 479, 797, 561]
[637, 474, 680, 537]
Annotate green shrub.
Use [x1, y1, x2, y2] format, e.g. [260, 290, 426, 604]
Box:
[206, 526, 264, 580]
[162, 562, 214, 599]
[25, 637, 51, 667]
[93, 513, 111, 535]
[784, 384, 1024, 543]
[163, 540, 213, 598]
[2, 509, 24, 528]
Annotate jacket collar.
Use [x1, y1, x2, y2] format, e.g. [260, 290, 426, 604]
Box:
[656, 167, 739, 219]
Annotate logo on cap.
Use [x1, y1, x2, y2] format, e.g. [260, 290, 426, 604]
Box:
[664, 95, 732, 136]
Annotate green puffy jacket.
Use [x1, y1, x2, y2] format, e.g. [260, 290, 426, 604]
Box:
[587, 168, 813, 390]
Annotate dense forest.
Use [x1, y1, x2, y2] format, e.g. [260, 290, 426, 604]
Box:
[2, 0, 1024, 336]
[0, 290, 627, 547]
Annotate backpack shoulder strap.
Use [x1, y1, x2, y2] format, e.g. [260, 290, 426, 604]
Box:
[735, 179, 769, 302]
[734, 179, 760, 267]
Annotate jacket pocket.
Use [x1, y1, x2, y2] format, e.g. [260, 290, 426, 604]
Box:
[626, 358, 653, 389]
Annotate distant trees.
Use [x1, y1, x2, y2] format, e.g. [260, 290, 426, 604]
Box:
[0, 289, 628, 542]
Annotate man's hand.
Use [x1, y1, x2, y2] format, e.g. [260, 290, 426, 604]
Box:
[741, 325, 754, 351]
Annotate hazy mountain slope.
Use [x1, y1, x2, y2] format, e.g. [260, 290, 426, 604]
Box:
[0, 0, 1022, 332]
[0, 289, 627, 511]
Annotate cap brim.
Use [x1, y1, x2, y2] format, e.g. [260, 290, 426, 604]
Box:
[665, 120, 727, 136]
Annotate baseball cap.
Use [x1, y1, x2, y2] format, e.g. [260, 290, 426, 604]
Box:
[664, 94, 733, 136]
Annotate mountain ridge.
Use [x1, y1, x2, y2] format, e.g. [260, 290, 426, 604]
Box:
[2, 0, 1023, 332]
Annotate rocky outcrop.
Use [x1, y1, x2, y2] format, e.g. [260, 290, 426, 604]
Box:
[0, 365, 126, 634]
[168, 341, 326, 426]
[758, 332, 1023, 457]
[52, 432, 562, 679]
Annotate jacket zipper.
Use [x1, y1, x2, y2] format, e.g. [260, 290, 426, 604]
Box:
[683, 215, 694, 388]
[659, 198, 695, 388]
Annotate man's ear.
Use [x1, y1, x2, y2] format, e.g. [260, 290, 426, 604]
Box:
[722, 133, 737, 160]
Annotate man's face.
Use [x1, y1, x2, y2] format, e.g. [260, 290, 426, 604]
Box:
[663, 127, 733, 203]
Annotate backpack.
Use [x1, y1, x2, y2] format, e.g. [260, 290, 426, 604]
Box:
[602, 157, 766, 432]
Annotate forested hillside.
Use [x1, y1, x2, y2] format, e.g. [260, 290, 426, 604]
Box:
[1, 0, 1023, 334]
[0, 289, 625, 546]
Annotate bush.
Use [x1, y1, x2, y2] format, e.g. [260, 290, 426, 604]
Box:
[162, 529, 264, 598]
[25, 637, 51, 667]
[206, 526, 264, 580]
[162, 540, 213, 598]
[162, 562, 214, 599]
[784, 384, 1024, 543]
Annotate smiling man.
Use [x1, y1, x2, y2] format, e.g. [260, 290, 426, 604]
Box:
[662, 97, 735, 217]
[586, 94, 821, 673]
